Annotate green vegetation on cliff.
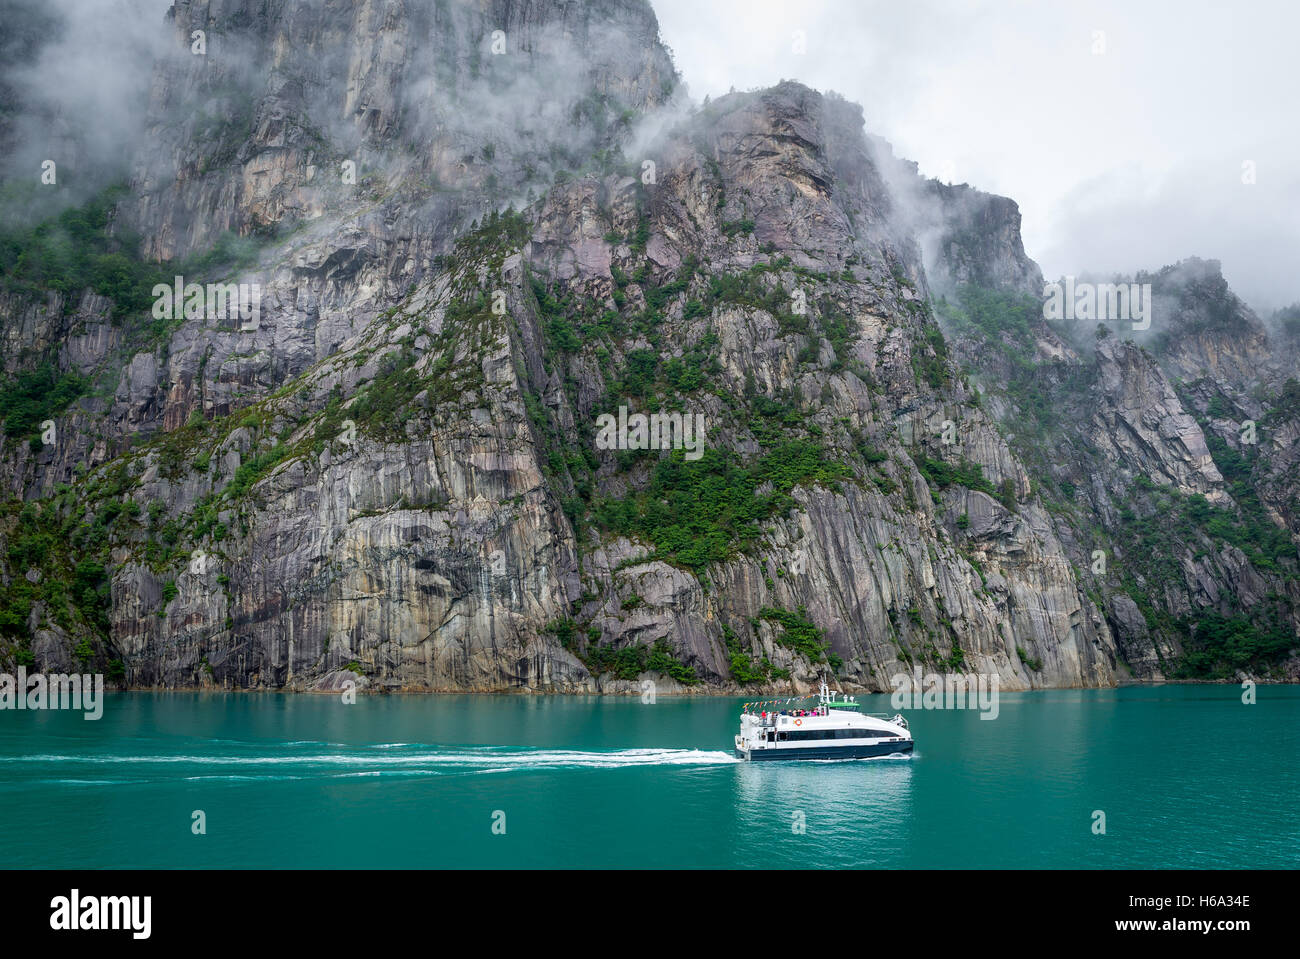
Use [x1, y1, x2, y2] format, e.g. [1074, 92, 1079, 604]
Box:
[757, 605, 831, 664]
[593, 442, 849, 571]
[0, 363, 88, 447]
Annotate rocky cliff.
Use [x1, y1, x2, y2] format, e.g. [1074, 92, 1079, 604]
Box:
[1, 0, 1295, 691]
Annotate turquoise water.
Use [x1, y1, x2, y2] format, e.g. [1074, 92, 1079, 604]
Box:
[0, 685, 1295, 868]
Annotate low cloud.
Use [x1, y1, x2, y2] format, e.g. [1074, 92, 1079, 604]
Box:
[654, 0, 1300, 313]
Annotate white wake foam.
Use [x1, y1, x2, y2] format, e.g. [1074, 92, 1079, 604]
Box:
[0, 746, 741, 775]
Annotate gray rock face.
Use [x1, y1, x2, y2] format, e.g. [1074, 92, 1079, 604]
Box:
[0, 1, 1294, 689]
[130, 0, 676, 262]
[1089, 336, 1226, 500]
[930, 248, 1300, 685]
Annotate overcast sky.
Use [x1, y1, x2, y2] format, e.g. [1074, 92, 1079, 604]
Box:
[654, 0, 1300, 312]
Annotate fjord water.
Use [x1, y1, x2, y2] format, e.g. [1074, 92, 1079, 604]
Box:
[1, 686, 1295, 869]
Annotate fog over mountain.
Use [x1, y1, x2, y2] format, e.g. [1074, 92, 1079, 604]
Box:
[5, 1, 1295, 312]
[655, 0, 1300, 313]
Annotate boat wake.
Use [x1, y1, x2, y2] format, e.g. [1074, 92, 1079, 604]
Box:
[0, 745, 740, 785]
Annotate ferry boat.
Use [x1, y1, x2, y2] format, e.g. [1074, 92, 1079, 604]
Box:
[734, 681, 913, 761]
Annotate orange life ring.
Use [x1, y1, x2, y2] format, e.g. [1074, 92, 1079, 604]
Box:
[794, 718, 802, 726]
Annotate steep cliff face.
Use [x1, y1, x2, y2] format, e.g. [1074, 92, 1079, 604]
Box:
[931, 251, 1300, 682]
[0, 0, 1295, 690]
[520, 82, 1118, 693]
[130, 0, 676, 261]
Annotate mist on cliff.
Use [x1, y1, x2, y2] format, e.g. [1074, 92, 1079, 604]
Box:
[0, 0, 681, 248]
[0, 0, 172, 209]
[654, 0, 1300, 314]
[1, 0, 1294, 323]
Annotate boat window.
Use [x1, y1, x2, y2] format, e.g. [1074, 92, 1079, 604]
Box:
[856, 728, 894, 738]
[775, 727, 904, 742]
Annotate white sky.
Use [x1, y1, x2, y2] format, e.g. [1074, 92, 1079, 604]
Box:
[653, 0, 1300, 312]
